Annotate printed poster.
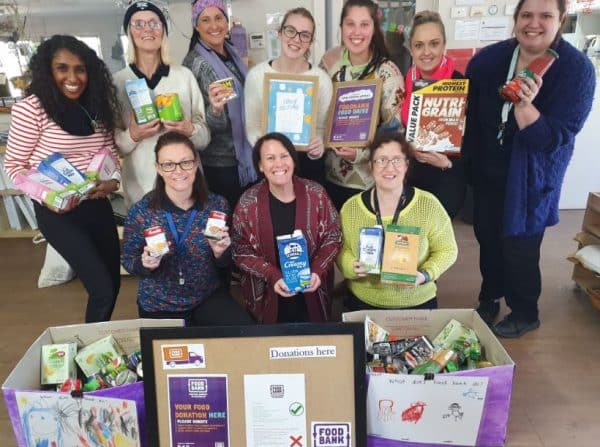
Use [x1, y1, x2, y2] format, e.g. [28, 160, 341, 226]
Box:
[15, 391, 140, 447]
[326, 80, 381, 147]
[244, 373, 307, 447]
[167, 374, 229, 447]
[367, 374, 488, 446]
[264, 75, 317, 147]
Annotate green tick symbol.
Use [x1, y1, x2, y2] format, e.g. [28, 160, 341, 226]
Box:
[289, 402, 304, 416]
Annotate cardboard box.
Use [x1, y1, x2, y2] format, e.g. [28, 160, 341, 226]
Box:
[343, 309, 515, 447]
[2, 318, 183, 447]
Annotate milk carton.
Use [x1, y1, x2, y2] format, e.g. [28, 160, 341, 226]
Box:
[86, 147, 118, 181]
[276, 229, 311, 292]
[14, 170, 79, 211]
[41, 343, 77, 386]
[37, 153, 94, 195]
[359, 226, 384, 274]
[125, 78, 158, 124]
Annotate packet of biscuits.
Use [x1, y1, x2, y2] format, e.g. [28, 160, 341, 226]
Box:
[212, 77, 237, 101]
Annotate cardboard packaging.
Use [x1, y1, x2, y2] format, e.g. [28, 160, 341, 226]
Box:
[380, 225, 420, 285]
[37, 153, 95, 196]
[156, 93, 183, 121]
[277, 229, 311, 292]
[14, 170, 79, 211]
[2, 318, 183, 447]
[405, 78, 469, 155]
[343, 309, 515, 447]
[40, 343, 77, 386]
[359, 226, 384, 274]
[86, 147, 118, 181]
[126, 78, 159, 124]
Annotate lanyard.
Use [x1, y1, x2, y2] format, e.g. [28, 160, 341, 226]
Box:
[498, 46, 520, 145]
[165, 210, 198, 285]
[165, 210, 198, 252]
[372, 187, 406, 228]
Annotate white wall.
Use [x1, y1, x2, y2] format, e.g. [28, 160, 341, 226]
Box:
[24, 11, 125, 74]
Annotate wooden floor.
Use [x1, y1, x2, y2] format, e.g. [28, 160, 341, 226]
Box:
[1, 210, 599, 446]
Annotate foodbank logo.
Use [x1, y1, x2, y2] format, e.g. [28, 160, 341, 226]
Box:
[284, 242, 303, 259]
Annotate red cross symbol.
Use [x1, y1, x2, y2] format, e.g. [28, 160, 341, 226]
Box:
[290, 434, 303, 447]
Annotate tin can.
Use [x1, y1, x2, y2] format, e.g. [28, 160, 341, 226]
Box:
[204, 211, 227, 240]
[499, 48, 559, 103]
[136, 362, 144, 379]
[114, 369, 139, 386]
[144, 225, 169, 256]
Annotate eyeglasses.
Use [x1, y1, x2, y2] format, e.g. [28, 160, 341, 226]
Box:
[372, 157, 407, 168]
[159, 160, 196, 172]
[130, 19, 163, 30]
[281, 25, 313, 43]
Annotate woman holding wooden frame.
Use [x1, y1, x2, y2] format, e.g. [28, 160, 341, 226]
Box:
[244, 7, 333, 184]
[320, 0, 405, 210]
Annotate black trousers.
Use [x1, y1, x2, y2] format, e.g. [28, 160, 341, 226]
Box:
[138, 287, 254, 326]
[34, 198, 120, 322]
[473, 184, 544, 321]
[202, 164, 243, 212]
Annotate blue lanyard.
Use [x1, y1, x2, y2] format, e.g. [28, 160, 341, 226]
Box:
[164, 210, 198, 253]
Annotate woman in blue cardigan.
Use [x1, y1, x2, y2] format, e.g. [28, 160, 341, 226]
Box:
[463, 0, 595, 337]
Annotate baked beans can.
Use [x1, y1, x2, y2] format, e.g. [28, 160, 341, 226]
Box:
[144, 226, 169, 256]
[204, 211, 227, 240]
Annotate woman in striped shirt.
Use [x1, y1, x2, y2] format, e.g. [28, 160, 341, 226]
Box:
[5, 35, 122, 323]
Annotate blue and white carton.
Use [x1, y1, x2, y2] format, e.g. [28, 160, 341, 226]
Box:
[276, 229, 311, 292]
[359, 226, 384, 274]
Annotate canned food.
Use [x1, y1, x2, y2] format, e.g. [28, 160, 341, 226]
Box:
[144, 225, 169, 256]
[204, 211, 227, 240]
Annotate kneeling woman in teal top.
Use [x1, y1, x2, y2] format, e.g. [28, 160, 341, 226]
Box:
[337, 133, 458, 310]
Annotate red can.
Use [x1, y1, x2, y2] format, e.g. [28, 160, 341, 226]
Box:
[499, 48, 559, 103]
[204, 211, 227, 240]
[144, 225, 169, 256]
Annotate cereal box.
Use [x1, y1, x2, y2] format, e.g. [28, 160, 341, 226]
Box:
[156, 93, 183, 121]
[405, 78, 468, 155]
[125, 78, 158, 124]
[40, 343, 77, 385]
[276, 229, 311, 292]
[380, 225, 420, 285]
[359, 226, 384, 274]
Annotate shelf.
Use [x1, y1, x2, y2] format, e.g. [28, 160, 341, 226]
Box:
[0, 228, 38, 239]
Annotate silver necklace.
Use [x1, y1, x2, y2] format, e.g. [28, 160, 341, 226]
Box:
[77, 102, 99, 130]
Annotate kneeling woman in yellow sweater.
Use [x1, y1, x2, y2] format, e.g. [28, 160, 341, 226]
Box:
[337, 133, 458, 310]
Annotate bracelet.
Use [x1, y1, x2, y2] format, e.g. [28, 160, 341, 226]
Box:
[419, 270, 431, 283]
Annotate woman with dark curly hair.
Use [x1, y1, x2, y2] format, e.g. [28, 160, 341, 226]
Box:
[5, 35, 122, 322]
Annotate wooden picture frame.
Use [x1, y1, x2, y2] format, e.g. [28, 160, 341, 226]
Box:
[325, 79, 382, 148]
[141, 323, 366, 447]
[262, 73, 319, 151]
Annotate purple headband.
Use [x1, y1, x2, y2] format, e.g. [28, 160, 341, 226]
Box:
[191, 0, 227, 27]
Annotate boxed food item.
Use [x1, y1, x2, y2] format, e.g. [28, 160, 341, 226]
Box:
[156, 93, 184, 121]
[276, 229, 311, 292]
[380, 225, 420, 285]
[359, 226, 384, 274]
[343, 309, 515, 447]
[40, 343, 77, 385]
[37, 153, 95, 196]
[74, 335, 126, 377]
[2, 318, 183, 447]
[405, 78, 468, 155]
[14, 170, 79, 211]
[126, 78, 159, 124]
[86, 147, 118, 181]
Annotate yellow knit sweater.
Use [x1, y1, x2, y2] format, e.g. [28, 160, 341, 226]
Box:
[337, 188, 458, 308]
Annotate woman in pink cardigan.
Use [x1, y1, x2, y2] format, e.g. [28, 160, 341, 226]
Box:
[232, 133, 342, 323]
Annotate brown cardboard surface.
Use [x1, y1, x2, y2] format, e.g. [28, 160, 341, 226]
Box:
[144, 327, 363, 447]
